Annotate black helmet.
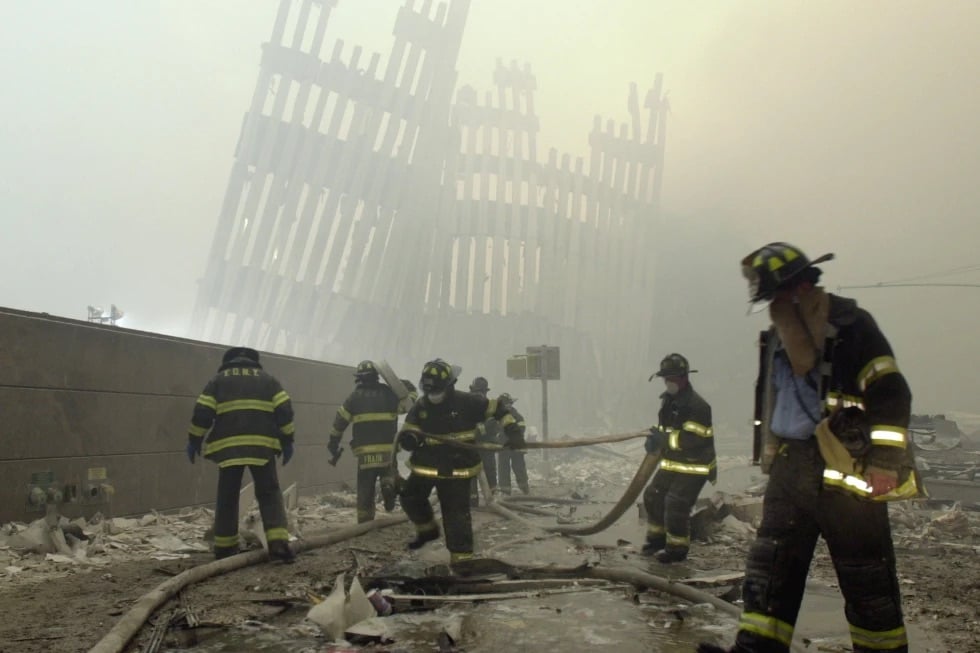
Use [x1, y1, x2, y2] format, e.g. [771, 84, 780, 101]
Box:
[469, 376, 490, 393]
[498, 392, 516, 406]
[741, 242, 834, 303]
[420, 359, 455, 394]
[354, 360, 379, 383]
[651, 353, 696, 379]
[223, 346, 260, 364]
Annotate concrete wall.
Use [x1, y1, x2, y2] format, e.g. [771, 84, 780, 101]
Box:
[0, 307, 358, 524]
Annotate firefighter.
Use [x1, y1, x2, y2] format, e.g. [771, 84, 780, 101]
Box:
[467, 376, 499, 506]
[187, 346, 295, 562]
[497, 393, 530, 495]
[397, 359, 525, 567]
[698, 242, 921, 653]
[641, 353, 716, 563]
[328, 360, 404, 523]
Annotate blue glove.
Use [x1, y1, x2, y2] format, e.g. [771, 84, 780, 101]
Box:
[645, 429, 665, 454]
[398, 431, 421, 451]
[186, 438, 202, 463]
[281, 440, 294, 466]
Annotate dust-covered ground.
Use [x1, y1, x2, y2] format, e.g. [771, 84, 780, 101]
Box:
[1, 453, 978, 653]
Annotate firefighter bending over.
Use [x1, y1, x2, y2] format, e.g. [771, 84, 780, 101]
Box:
[397, 359, 525, 567]
[187, 347, 295, 563]
[328, 360, 408, 523]
[642, 353, 716, 563]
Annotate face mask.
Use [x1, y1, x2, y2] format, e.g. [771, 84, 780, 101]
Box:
[665, 382, 680, 395]
[427, 391, 446, 404]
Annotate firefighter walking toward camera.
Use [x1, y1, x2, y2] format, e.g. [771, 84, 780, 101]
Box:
[397, 359, 525, 565]
[698, 242, 922, 653]
[328, 360, 408, 523]
[641, 353, 716, 563]
[187, 346, 295, 562]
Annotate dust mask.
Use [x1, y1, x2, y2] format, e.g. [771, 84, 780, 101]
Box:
[665, 382, 680, 395]
[427, 391, 446, 404]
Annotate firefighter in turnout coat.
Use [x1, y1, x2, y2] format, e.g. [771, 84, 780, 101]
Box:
[187, 347, 295, 562]
[328, 360, 404, 523]
[397, 359, 525, 566]
[642, 353, 716, 563]
[698, 242, 921, 653]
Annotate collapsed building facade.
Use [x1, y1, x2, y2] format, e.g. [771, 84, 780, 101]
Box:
[189, 0, 667, 435]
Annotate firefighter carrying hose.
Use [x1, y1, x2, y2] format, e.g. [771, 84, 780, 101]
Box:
[328, 360, 409, 523]
[467, 376, 499, 506]
[698, 242, 922, 653]
[641, 353, 716, 563]
[396, 358, 525, 568]
[186, 346, 295, 563]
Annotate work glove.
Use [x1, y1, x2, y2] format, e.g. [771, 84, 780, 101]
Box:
[280, 440, 294, 466]
[645, 428, 665, 454]
[186, 437, 202, 464]
[398, 431, 421, 451]
[327, 435, 342, 458]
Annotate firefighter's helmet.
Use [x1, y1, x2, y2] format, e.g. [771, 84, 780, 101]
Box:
[354, 360, 379, 382]
[223, 346, 260, 364]
[420, 359, 456, 394]
[498, 392, 516, 406]
[469, 376, 490, 393]
[652, 353, 697, 379]
[741, 242, 834, 303]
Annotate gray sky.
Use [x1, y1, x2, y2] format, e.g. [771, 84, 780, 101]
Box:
[2, 1, 979, 415]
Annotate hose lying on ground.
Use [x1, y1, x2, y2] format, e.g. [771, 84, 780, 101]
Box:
[87, 515, 408, 653]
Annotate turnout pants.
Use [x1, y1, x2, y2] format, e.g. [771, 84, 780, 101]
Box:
[213, 461, 288, 554]
[642, 468, 707, 555]
[734, 438, 907, 653]
[356, 452, 396, 523]
[497, 449, 529, 494]
[400, 473, 474, 563]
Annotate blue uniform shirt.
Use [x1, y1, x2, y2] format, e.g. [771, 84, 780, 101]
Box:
[770, 353, 821, 439]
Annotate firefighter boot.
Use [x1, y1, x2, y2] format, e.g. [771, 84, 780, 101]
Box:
[641, 535, 666, 556]
[214, 545, 239, 561]
[655, 546, 688, 564]
[381, 481, 397, 513]
[268, 540, 296, 564]
[518, 482, 530, 495]
[407, 525, 441, 550]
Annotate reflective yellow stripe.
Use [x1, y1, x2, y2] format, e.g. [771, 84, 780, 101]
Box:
[265, 527, 289, 542]
[823, 469, 873, 496]
[214, 535, 240, 548]
[196, 394, 217, 410]
[647, 523, 665, 535]
[849, 622, 908, 650]
[408, 462, 483, 479]
[205, 434, 281, 454]
[825, 392, 865, 411]
[450, 552, 474, 563]
[280, 422, 295, 436]
[485, 399, 498, 420]
[668, 429, 680, 449]
[272, 390, 290, 407]
[870, 426, 907, 448]
[424, 430, 476, 446]
[499, 414, 516, 428]
[858, 356, 900, 392]
[666, 532, 690, 546]
[217, 457, 270, 468]
[216, 399, 275, 415]
[738, 612, 794, 647]
[189, 425, 207, 437]
[402, 423, 423, 433]
[351, 412, 398, 424]
[682, 421, 713, 437]
[660, 459, 715, 476]
[353, 444, 394, 455]
[337, 406, 352, 421]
